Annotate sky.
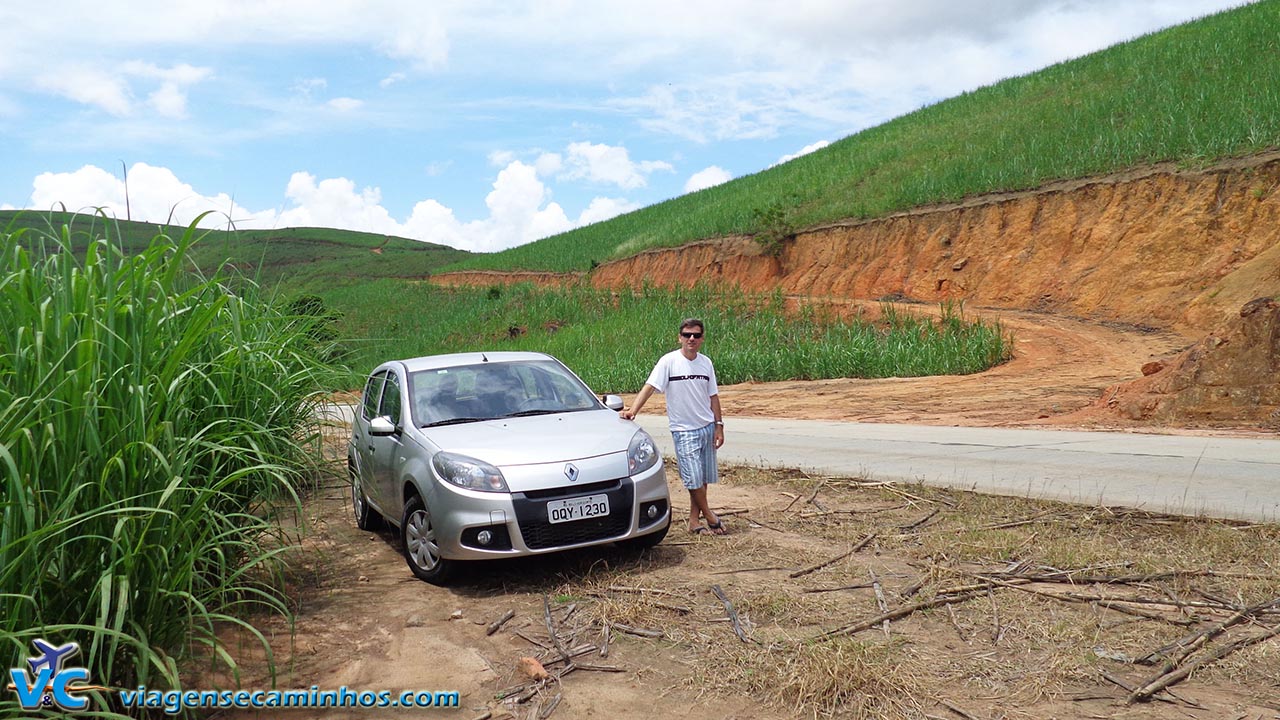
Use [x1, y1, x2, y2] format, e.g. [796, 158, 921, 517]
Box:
[0, 1, 1249, 253]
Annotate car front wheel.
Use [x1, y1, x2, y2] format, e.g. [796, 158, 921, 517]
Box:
[401, 494, 456, 585]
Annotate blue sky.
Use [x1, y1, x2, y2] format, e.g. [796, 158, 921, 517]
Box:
[0, 1, 1246, 252]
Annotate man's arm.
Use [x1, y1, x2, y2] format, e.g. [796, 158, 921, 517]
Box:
[620, 384, 657, 420]
[710, 394, 724, 448]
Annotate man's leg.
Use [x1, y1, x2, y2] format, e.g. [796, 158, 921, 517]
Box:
[674, 428, 706, 531]
[675, 424, 721, 532]
[697, 425, 724, 532]
[688, 485, 719, 530]
[687, 488, 703, 532]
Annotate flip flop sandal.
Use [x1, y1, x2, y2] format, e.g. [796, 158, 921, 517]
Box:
[689, 526, 711, 535]
[707, 520, 728, 535]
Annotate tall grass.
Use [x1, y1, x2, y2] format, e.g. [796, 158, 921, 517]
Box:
[0, 219, 334, 716]
[447, 2, 1280, 273]
[327, 281, 1010, 392]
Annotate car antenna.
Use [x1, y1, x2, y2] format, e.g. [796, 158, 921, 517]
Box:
[481, 352, 488, 362]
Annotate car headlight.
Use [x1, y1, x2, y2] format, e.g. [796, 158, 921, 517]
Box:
[432, 451, 509, 492]
[627, 430, 659, 474]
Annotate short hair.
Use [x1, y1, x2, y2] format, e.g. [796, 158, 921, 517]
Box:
[678, 318, 704, 333]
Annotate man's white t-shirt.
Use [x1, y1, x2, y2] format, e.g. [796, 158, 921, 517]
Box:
[644, 350, 719, 432]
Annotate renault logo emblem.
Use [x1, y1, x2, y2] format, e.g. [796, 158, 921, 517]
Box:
[564, 463, 579, 482]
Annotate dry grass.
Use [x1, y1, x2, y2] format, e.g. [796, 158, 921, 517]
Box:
[214, 443, 1280, 720]
[554, 463, 1280, 718]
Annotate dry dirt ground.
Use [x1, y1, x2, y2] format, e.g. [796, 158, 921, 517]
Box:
[212, 457, 1280, 720]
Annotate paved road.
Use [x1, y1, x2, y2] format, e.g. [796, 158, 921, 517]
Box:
[634, 416, 1280, 523]
[323, 404, 1278, 522]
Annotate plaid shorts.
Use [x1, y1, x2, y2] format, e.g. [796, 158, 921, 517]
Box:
[671, 423, 718, 490]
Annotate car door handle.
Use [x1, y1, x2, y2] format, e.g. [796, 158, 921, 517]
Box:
[367, 445, 375, 452]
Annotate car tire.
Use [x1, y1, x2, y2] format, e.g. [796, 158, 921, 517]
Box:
[618, 517, 670, 552]
[350, 458, 380, 531]
[401, 494, 456, 585]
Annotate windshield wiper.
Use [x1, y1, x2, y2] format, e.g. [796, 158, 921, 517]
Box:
[423, 417, 489, 427]
[500, 409, 562, 418]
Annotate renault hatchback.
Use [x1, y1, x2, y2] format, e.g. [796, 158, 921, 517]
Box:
[348, 351, 670, 584]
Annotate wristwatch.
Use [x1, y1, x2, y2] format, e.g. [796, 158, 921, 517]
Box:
[714, 421, 724, 426]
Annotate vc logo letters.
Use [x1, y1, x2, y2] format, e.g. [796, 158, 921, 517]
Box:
[8, 639, 92, 711]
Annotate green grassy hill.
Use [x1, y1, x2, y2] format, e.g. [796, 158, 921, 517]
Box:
[0, 211, 470, 290]
[443, 0, 1280, 273]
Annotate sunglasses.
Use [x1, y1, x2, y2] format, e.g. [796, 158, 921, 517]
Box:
[680, 331, 703, 339]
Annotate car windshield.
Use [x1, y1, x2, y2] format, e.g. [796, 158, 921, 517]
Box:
[410, 359, 601, 427]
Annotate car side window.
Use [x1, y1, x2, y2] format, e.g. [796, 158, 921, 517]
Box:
[379, 372, 403, 425]
[362, 372, 386, 420]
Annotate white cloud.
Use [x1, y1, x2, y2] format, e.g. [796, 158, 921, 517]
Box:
[423, 161, 451, 177]
[327, 97, 364, 112]
[488, 150, 516, 167]
[683, 166, 732, 193]
[576, 197, 640, 226]
[379, 14, 450, 70]
[534, 152, 563, 177]
[293, 78, 328, 98]
[35, 66, 134, 117]
[16, 161, 634, 254]
[147, 83, 189, 118]
[0, 1, 1241, 137]
[276, 173, 398, 232]
[404, 161, 575, 252]
[775, 140, 831, 166]
[484, 161, 573, 243]
[559, 142, 673, 189]
[31, 60, 211, 118]
[594, 1, 1243, 141]
[119, 61, 212, 86]
[26, 163, 257, 227]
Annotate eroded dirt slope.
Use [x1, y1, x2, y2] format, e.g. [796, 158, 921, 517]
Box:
[438, 153, 1280, 431]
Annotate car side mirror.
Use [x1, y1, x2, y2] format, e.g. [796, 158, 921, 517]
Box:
[602, 394, 624, 411]
[369, 416, 397, 436]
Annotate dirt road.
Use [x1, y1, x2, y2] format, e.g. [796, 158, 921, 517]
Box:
[645, 303, 1192, 430]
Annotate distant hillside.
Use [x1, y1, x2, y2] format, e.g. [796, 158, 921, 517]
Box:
[442, 0, 1279, 273]
[0, 211, 470, 290]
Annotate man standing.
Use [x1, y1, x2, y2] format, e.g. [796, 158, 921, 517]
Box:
[621, 318, 727, 535]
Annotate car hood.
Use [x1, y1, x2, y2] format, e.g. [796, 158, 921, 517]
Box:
[418, 409, 644, 467]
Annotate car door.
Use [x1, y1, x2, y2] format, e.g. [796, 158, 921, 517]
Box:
[371, 369, 407, 518]
[353, 371, 387, 512]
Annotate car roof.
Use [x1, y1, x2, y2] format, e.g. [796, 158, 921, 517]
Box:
[392, 351, 555, 373]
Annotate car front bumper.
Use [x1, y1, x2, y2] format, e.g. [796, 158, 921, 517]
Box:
[428, 458, 669, 560]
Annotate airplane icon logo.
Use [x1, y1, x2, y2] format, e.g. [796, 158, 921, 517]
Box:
[28, 639, 79, 675]
[8, 638, 104, 712]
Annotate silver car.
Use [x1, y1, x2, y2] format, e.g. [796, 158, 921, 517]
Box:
[348, 351, 671, 584]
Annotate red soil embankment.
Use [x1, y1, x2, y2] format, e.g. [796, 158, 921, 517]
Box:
[436, 154, 1280, 430]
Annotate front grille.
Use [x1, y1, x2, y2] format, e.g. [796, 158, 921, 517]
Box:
[521, 478, 620, 500]
[513, 481, 634, 550]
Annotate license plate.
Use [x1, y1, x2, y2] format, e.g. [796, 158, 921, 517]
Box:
[547, 494, 610, 524]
